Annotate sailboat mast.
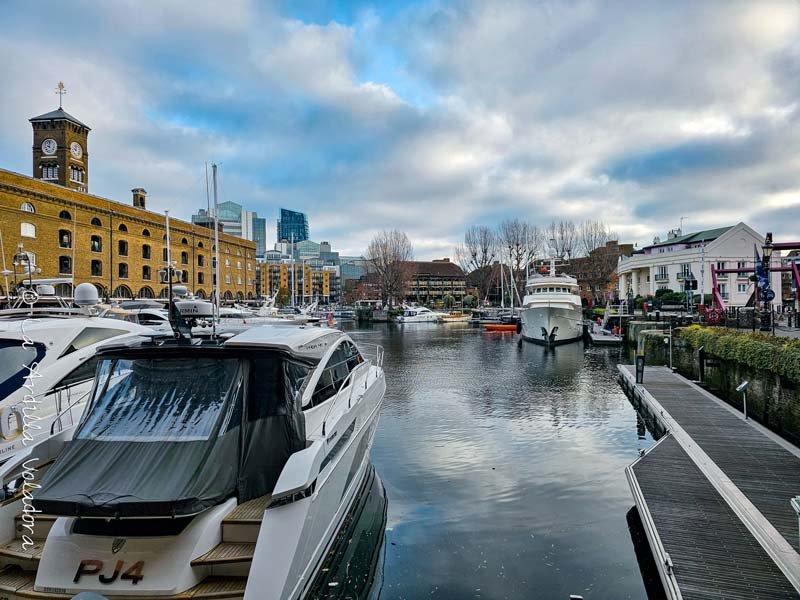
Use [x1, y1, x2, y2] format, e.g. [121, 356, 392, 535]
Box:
[212, 164, 221, 327]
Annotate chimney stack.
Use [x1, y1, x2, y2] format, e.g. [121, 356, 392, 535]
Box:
[132, 188, 147, 209]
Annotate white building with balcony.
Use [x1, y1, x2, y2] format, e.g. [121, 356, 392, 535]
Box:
[616, 222, 782, 307]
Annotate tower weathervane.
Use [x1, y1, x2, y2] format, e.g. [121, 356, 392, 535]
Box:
[55, 82, 66, 108]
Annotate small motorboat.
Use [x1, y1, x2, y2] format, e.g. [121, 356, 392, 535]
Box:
[483, 323, 518, 332]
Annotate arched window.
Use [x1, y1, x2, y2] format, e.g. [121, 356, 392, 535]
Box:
[118, 240, 128, 256]
[198, 241, 204, 249]
[20, 202, 35, 213]
[138, 286, 155, 299]
[198, 255, 204, 267]
[118, 223, 128, 232]
[59, 256, 72, 275]
[226, 246, 231, 254]
[118, 263, 129, 279]
[112, 285, 133, 299]
[91, 217, 102, 226]
[181, 251, 188, 265]
[142, 266, 151, 280]
[59, 210, 71, 220]
[59, 230, 72, 248]
[181, 271, 188, 283]
[21, 223, 36, 238]
[162, 234, 167, 241]
[196, 289, 206, 299]
[91, 260, 103, 277]
[90, 235, 102, 252]
[142, 244, 151, 260]
[142, 229, 151, 237]
[162, 248, 168, 262]
[181, 238, 188, 245]
[198, 273, 205, 284]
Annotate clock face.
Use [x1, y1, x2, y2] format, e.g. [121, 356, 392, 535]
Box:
[70, 141, 83, 159]
[41, 138, 57, 156]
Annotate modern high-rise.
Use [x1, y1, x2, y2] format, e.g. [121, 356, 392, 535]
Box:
[277, 208, 309, 243]
[191, 201, 267, 257]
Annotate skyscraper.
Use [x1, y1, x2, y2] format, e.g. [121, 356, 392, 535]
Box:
[277, 208, 309, 243]
[191, 201, 267, 257]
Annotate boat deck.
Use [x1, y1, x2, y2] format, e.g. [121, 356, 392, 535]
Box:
[588, 331, 622, 345]
[619, 364, 800, 598]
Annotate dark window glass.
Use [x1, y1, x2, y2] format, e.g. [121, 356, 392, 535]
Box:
[91, 260, 102, 277]
[142, 266, 151, 280]
[59, 210, 71, 220]
[59, 256, 72, 274]
[181, 251, 188, 265]
[59, 230, 71, 248]
[118, 224, 128, 232]
[0, 339, 47, 401]
[91, 217, 102, 227]
[90, 235, 102, 252]
[142, 244, 151, 259]
[118, 240, 128, 256]
[118, 263, 128, 278]
[310, 346, 350, 407]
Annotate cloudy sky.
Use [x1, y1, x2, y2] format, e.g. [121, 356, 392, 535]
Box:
[1, 1, 799, 259]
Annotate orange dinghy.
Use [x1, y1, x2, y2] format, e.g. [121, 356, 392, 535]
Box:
[483, 323, 518, 332]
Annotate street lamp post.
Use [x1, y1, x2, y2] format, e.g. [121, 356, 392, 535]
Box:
[760, 232, 774, 333]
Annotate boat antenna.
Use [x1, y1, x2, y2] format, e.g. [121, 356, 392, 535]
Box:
[212, 163, 220, 338]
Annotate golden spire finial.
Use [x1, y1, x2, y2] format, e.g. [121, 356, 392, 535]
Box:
[55, 82, 66, 109]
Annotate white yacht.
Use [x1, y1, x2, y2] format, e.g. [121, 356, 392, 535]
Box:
[0, 287, 150, 464]
[3, 310, 385, 600]
[520, 261, 584, 345]
[395, 306, 447, 323]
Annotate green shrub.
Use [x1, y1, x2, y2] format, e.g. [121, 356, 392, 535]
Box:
[678, 325, 800, 381]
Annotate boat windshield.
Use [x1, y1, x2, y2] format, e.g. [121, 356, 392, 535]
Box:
[78, 357, 240, 443]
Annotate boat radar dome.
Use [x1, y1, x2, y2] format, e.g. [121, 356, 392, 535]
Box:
[73, 283, 100, 307]
[173, 285, 189, 298]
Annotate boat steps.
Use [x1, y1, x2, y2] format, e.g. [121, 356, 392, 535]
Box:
[0, 538, 44, 563]
[191, 542, 255, 566]
[0, 567, 247, 599]
[14, 515, 56, 542]
[221, 495, 270, 544]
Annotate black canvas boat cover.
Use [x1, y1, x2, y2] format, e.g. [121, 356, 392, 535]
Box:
[34, 349, 307, 518]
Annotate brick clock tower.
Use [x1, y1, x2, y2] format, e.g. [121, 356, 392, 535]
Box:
[30, 83, 90, 192]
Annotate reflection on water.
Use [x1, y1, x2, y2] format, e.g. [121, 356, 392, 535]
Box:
[307, 464, 387, 599]
[329, 322, 656, 599]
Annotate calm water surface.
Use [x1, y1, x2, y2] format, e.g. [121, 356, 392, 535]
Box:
[328, 322, 657, 599]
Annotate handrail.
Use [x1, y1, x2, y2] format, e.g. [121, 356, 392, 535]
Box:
[321, 359, 371, 436]
[49, 389, 91, 435]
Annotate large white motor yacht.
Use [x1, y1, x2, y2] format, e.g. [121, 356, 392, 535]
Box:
[1, 316, 385, 600]
[520, 262, 584, 345]
[395, 306, 446, 323]
[0, 308, 150, 465]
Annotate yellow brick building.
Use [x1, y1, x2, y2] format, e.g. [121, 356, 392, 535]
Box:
[0, 169, 256, 301]
[0, 101, 256, 301]
[264, 263, 331, 303]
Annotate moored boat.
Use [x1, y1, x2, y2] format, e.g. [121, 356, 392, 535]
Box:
[0, 304, 386, 600]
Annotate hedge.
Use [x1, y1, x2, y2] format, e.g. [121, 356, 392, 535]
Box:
[678, 325, 800, 381]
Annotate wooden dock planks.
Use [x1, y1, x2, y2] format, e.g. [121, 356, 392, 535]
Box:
[631, 435, 796, 599]
[620, 364, 800, 598]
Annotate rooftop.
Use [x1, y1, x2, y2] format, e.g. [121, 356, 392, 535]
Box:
[646, 226, 733, 249]
[408, 259, 465, 278]
[29, 107, 91, 130]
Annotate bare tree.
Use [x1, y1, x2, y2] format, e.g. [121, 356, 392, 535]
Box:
[455, 225, 497, 305]
[366, 230, 414, 308]
[576, 219, 622, 303]
[546, 220, 579, 260]
[578, 220, 611, 257]
[498, 219, 544, 298]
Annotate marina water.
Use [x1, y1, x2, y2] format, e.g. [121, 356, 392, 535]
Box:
[320, 322, 659, 599]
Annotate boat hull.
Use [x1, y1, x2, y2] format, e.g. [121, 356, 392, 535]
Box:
[520, 305, 583, 345]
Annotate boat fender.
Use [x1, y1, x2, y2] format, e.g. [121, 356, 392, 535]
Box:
[516, 320, 522, 334]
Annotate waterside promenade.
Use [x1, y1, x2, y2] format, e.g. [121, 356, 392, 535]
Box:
[619, 364, 800, 599]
